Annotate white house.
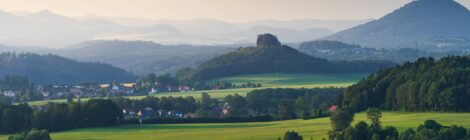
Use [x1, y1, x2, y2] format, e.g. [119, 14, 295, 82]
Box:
[3, 91, 15, 97]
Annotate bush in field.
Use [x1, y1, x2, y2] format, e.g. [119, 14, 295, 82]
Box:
[8, 129, 51, 140]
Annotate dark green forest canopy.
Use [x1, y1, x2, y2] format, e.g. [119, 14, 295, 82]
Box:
[177, 34, 396, 82]
[0, 52, 137, 85]
[341, 56, 470, 112]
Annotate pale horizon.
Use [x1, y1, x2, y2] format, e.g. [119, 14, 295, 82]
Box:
[1, 0, 469, 22]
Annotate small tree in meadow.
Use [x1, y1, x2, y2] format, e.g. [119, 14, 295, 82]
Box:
[284, 131, 303, 140]
[366, 108, 382, 130]
[330, 108, 354, 132]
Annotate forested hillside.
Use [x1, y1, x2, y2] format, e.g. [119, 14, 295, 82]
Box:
[341, 56, 470, 112]
[298, 40, 449, 63]
[0, 52, 136, 84]
[58, 40, 233, 75]
[177, 34, 396, 82]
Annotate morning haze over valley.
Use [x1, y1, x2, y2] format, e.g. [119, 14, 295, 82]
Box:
[0, 0, 470, 140]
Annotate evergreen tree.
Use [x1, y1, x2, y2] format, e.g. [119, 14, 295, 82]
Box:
[279, 100, 296, 120]
[295, 97, 310, 119]
[366, 108, 382, 130]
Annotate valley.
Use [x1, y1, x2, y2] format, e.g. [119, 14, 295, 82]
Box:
[24, 73, 365, 106]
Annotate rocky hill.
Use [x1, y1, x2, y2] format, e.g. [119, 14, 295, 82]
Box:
[177, 34, 396, 82]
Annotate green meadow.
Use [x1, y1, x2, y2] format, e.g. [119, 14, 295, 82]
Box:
[25, 73, 367, 106]
[2, 112, 468, 140]
[7, 73, 470, 140]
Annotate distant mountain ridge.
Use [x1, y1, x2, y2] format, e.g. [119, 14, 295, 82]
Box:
[0, 52, 136, 84]
[0, 10, 372, 47]
[177, 34, 396, 82]
[298, 40, 451, 63]
[324, 0, 470, 49]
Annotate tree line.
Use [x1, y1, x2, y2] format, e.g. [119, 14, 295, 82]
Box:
[109, 96, 198, 114]
[341, 56, 470, 112]
[108, 87, 342, 120]
[247, 88, 342, 120]
[0, 99, 122, 134]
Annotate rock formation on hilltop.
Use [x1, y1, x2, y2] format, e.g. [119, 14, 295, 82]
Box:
[256, 34, 282, 48]
[176, 34, 396, 81]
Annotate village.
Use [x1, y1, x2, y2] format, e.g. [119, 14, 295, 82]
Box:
[1, 81, 194, 101]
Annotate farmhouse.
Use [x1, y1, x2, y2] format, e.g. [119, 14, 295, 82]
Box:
[3, 90, 16, 98]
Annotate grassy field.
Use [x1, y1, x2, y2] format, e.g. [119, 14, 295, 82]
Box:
[208, 73, 367, 87]
[3, 112, 469, 140]
[25, 73, 367, 106]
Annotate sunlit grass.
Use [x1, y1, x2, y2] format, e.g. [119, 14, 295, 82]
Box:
[1, 112, 468, 140]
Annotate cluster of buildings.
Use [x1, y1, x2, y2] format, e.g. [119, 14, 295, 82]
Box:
[122, 107, 193, 120]
[1, 83, 138, 101]
[121, 103, 236, 120]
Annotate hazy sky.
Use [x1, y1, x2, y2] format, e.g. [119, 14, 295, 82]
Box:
[0, 0, 469, 22]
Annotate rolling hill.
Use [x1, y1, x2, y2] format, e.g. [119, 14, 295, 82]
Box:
[57, 40, 235, 75]
[0, 52, 136, 84]
[177, 34, 396, 81]
[324, 0, 470, 50]
[0, 40, 235, 75]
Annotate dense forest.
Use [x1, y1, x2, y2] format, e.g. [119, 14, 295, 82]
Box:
[246, 88, 342, 119]
[0, 99, 122, 134]
[32, 99, 122, 131]
[341, 56, 470, 112]
[177, 34, 396, 82]
[0, 52, 137, 84]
